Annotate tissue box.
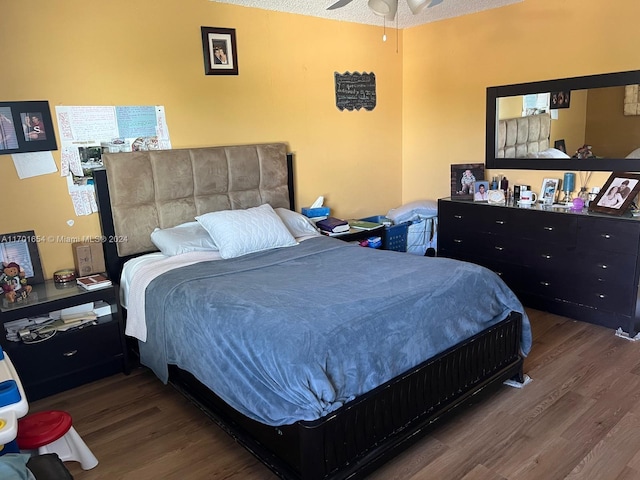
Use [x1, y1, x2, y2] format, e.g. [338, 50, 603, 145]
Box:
[301, 207, 330, 218]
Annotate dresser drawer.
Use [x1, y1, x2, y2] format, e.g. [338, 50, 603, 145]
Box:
[438, 201, 513, 236]
[9, 320, 121, 385]
[510, 209, 577, 245]
[573, 250, 639, 285]
[518, 242, 576, 272]
[577, 216, 640, 255]
[569, 281, 637, 315]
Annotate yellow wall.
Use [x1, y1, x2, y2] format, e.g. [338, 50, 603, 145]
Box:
[403, 0, 640, 202]
[586, 86, 640, 157]
[0, 0, 403, 277]
[3, 0, 640, 278]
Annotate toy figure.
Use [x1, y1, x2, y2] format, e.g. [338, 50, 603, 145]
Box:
[0, 262, 32, 303]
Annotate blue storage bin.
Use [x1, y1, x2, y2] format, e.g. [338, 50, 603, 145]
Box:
[361, 216, 410, 252]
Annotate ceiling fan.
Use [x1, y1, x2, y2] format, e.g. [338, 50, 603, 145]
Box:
[327, 0, 444, 20]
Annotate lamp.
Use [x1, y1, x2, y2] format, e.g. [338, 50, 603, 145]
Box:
[406, 0, 430, 14]
[368, 0, 398, 20]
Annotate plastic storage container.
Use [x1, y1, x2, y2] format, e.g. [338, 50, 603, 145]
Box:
[361, 216, 410, 252]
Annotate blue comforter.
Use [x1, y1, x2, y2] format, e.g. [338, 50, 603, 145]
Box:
[140, 236, 531, 426]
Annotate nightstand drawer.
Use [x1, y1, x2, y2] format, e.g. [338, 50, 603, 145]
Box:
[8, 320, 121, 385]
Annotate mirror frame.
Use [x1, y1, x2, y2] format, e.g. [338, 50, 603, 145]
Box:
[486, 69, 640, 171]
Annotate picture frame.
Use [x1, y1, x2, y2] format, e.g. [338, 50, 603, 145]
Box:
[473, 181, 489, 202]
[0, 230, 45, 285]
[554, 139, 566, 153]
[451, 163, 485, 200]
[539, 178, 560, 205]
[0, 101, 57, 154]
[588, 172, 640, 216]
[201, 26, 238, 76]
[551, 91, 571, 109]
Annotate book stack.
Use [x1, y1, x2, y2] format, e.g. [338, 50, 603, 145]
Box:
[348, 219, 382, 231]
[77, 273, 112, 291]
[316, 217, 350, 236]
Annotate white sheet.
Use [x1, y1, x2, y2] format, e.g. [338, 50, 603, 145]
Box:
[122, 251, 222, 341]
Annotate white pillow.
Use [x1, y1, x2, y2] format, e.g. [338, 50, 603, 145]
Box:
[387, 199, 438, 224]
[526, 148, 570, 159]
[150, 221, 217, 256]
[195, 204, 297, 259]
[274, 208, 320, 238]
[626, 147, 640, 159]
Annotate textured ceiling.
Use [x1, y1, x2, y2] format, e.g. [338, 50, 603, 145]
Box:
[211, 0, 522, 29]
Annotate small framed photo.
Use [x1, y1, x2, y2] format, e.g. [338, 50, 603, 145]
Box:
[588, 172, 640, 215]
[551, 91, 571, 109]
[0, 101, 57, 154]
[554, 139, 566, 153]
[201, 26, 238, 76]
[540, 178, 560, 205]
[451, 163, 485, 200]
[0, 230, 44, 286]
[473, 181, 489, 201]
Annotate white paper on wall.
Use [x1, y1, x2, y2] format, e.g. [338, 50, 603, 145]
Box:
[55, 105, 172, 216]
[12, 151, 58, 179]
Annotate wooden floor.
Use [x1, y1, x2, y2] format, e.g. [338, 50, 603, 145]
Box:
[31, 308, 640, 480]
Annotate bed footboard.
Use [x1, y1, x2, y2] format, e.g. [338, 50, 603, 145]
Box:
[169, 312, 524, 480]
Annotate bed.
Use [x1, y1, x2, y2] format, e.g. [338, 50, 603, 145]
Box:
[93, 143, 532, 480]
[497, 112, 551, 158]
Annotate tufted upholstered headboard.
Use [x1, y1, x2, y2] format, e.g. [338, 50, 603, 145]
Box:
[497, 113, 551, 158]
[94, 143, 294, 280]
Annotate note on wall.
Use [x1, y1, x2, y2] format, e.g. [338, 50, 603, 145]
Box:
[55, 105, 172, 216]
[334, 72, 376, 112]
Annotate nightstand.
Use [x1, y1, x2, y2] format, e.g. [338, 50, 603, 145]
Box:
[0, 281, 129, 401]
[329, 226, 385, 244]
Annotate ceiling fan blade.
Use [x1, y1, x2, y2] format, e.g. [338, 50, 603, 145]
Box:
[327, 0, 355, 10]
[428, 0, 444, 7]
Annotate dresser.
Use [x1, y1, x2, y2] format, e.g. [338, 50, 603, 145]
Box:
[438, 198, 640, 336]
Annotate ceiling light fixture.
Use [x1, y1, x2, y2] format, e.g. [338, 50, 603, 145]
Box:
[406, 0, 429, 14]
[368, 0, 398, 21]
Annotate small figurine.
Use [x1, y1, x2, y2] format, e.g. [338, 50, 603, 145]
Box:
[0, 262, 32, 303]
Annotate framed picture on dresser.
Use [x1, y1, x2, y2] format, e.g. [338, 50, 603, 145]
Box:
[451, 163, 484, 200]
[539, 178, 560, 205]
[588, 172, 640, 215]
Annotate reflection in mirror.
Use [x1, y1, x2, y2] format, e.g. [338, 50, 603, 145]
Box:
[486, 70, 640, 171]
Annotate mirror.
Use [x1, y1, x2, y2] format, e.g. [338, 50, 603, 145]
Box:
[486, 70, 640, 171]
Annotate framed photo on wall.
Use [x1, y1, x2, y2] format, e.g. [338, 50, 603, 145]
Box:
[451, 163, 485, 200]
[554, 139, 566, 153]
[201, 26, 238, 76]
[0, 101, 57, 154]
[551, 91, 571, 109]
[588, 172, 640, 215]
[0, 230, 44, 286]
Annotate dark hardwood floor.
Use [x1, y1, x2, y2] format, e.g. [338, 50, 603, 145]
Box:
[30, 308, 640, 480]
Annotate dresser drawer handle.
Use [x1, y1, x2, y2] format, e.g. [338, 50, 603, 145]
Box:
[601, 234, 612, 239]
[494, 246, 505, 251]
[453, 239, 462, 244]
[63, 350, 78, 357]
[541, 254, 552, 259]
[540, 281, 550, 286]
[454, 215, 463, 219]
[598, 294, 606, 299]
[495, 220, 505, 225]
[600, 264, 608, 269]
[543, 226, 554, 231]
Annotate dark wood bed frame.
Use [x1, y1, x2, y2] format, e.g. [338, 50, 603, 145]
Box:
[93, 154, 524, 480]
